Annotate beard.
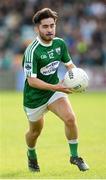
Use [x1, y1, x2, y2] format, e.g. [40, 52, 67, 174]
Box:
[39, 32, 55, 42]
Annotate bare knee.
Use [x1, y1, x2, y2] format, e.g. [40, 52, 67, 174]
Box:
[26, 128, 42, 141]
[31, 130, 41, 139]
[64, 113, 77, 128]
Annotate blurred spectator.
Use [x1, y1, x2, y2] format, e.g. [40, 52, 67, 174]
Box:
[0, 0, 106, 71]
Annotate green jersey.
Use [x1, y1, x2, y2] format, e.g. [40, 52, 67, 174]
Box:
[22, 36, 72, 108]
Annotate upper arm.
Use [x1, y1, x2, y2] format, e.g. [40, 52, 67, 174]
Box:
[23, 45, 37, 78]
[61, 40, 73, 65]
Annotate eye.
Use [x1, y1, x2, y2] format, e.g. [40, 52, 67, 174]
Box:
[43, 25, 48, 28]
[50, 24, 55, 28]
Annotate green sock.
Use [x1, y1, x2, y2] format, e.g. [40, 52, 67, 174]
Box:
[27, 147, 37, 159]
[68, 139, 78, 157]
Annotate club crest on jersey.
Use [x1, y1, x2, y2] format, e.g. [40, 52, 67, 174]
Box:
[25, 62, 31, 70]
[55, 47, 61, 55]
[40, 61, 60, 75]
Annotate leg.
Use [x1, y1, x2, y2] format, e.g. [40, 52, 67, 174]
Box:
[26, 117, 44, 148]
[48, 97, 78, 141]
[26, 117, 44, 172]
[48, 97, 89, 171]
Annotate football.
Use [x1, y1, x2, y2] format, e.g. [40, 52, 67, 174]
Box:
[63, 68, 89, 92]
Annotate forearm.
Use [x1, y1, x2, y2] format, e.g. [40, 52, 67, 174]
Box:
[28, 77, 56, 91]
[27, 77, 72, 93]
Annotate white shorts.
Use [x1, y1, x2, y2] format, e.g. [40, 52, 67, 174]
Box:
[24, 91, 67, 122]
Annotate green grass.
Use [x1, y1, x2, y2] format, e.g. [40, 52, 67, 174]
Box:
[0, 91, 106, 179]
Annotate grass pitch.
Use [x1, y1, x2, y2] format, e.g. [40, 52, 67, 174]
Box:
[0, 91, 106, 179]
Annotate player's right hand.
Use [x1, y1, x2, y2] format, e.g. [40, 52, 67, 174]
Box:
[51, 84, 73, 94]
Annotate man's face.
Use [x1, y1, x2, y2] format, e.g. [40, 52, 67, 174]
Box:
[37, 18, 56, 43]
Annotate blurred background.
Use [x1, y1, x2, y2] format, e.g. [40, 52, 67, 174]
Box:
[0, 0, 106, 91]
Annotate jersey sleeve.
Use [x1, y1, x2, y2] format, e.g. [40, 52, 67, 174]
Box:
[61, 40, 73, 65]
[23, 46, 37, 78]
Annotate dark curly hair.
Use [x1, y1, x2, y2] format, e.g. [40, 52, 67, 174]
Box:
[32, 8, 58, 25]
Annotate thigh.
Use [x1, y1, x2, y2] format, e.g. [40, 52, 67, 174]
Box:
[47, 97, 75, 121]
[24, 103, 48, 122]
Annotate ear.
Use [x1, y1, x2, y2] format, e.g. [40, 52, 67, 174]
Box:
[34, 25, 39, 33]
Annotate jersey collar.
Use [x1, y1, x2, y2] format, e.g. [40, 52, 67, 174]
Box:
[36, 36, 53, 47]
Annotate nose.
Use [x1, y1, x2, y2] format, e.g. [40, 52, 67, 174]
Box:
[47, 26, 52, 33]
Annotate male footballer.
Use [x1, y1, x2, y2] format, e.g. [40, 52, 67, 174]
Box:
[22, 8, 89, 172]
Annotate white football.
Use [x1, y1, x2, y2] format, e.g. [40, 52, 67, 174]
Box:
[63, 68, 89, 92]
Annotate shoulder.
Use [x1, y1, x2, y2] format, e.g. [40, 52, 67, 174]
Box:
[24, 39, 40, 56]
[53, 37, 64, 43]
[53, 37, 66, 46]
